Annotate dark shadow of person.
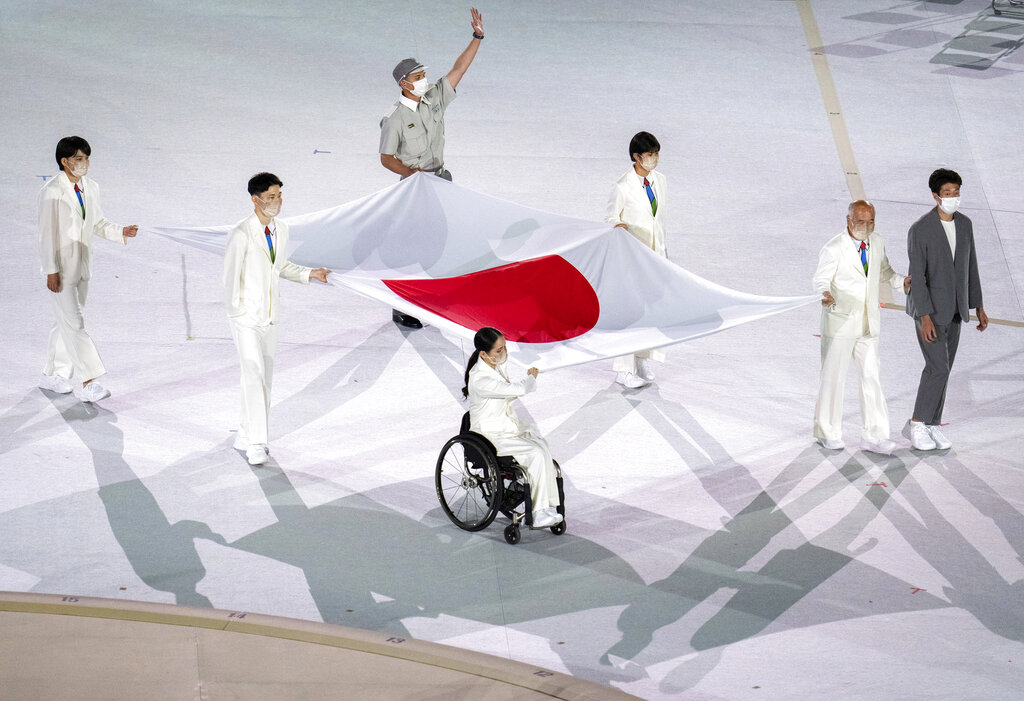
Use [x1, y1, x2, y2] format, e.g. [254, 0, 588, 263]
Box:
[57, 400, 226, 607]
[231, 460, 650, 640]
[588, 389, 947, 691]
[872, 452, 1024, 644]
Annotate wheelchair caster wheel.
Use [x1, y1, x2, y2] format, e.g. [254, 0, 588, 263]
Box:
[550, 519, 566, 535]
[504, 524, 521, 544]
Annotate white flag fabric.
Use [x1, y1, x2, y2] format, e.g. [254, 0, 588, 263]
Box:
[151, 173, 816, 370]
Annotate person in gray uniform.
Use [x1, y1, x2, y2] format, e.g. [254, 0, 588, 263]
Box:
[379, 7, 485, 328]
[903, 168, 988, 451]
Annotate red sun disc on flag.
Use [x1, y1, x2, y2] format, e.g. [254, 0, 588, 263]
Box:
[382, 254, 600, 343]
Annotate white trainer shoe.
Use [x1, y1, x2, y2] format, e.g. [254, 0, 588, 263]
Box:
[246, 444, 269, 465]
[532, 508, 563, 528]
[74, 381, 110, 403]
[927, 425, 952, 450]
[234, 434, 269, 454]
[816, 437, 845, 451]
[637, 358, 656, 382]
[615, 372, 650, 389]
[39, 373, 73, 394]
[902, 421, 936, 451]
[862, 438, 897, 456]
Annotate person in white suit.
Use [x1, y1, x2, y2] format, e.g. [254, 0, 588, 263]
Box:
[223, 172, 331, 465]
[605, 131, 668, 389]
[38, 136, 138, 403]
[462, 327, 562, 528]
[813, 200, 910, 454]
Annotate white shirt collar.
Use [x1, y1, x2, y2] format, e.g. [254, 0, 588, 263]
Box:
[847, 232, 869, 249]
[399, 92, 431, 112]
[474, 359, 509, 383]
[58, 170, 82, 192]
[258, 217, 277, 237]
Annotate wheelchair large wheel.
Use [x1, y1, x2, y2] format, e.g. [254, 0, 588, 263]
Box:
[436, 435, 502, 531]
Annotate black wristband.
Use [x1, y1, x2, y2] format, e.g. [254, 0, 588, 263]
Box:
[472, 32, 484, 40]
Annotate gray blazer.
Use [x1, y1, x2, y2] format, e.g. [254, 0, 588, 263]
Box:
[906, 208, 983, 324]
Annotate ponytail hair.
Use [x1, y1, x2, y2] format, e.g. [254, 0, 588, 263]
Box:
[462, 327, 503, 398]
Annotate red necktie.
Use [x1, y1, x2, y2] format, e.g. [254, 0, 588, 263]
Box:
[860, 241, 868, 275]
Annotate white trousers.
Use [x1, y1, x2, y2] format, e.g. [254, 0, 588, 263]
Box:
[612, 351, 650, 374]
[44, 278, 106, 382]
[814, 334, 890, 443]
[230, 320, 278, 446]
[612, 348, 665, 374]
[490, 430, 559, 513]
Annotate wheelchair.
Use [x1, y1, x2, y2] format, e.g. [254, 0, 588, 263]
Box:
[435, 412, 566, 544]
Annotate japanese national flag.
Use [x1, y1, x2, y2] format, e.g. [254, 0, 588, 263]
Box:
[152, 173, 815, 369]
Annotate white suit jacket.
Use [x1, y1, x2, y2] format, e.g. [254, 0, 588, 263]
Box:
[468, 361, 536, 439]
[38, 171, 125, 283]
[604, 167, 668, 256]
[222, 213, 311, 327]
[813, 230, 903, 339]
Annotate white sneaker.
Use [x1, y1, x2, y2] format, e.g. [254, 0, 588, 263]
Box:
[246, 444, 269, 465]
[234, 433, 270, 454]
[74, 381, 110, 403]
[816, 437, 845, 451]
[637, 358, 656, 382]
[615, 372, 650, 389]
[862, 438, 897, 456]
[39, 373, 73, 394]
[532, 508, 563, 528]
[927, 425, 952, 450]
[902, 421, 936, 451]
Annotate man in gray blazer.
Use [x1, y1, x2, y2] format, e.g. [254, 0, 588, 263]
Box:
[903, 168, 988, 450]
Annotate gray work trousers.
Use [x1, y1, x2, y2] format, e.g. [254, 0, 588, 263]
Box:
[912, 315, 961, 425]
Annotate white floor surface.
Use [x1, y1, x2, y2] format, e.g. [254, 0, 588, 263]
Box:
[1, 1, 1023, 699]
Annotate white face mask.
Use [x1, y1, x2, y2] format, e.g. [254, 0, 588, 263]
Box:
[66, 160, 88, 178]
[640, 155, 659, 172]
[407, 78, 428, 97]
[484, 347, 507, 368]
[257, 195, 281, 217]
[939, 197, 960, 215]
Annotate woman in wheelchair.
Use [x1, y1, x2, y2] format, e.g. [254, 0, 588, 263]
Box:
[462, 327, 563, 529]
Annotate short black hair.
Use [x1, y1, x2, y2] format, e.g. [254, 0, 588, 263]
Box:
[928, 168, 962, 195]
[248, 172, 283, 196]
[55, 136, 91, 170]
[629, 131, 660, 162]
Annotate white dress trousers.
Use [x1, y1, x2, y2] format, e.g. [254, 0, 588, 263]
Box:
[38, 171, 126, 382]
[44, 279, 106, 381]
[229, 321, 278, 445]
[814, 333, 889, 442]
[468, 361, 559, 513]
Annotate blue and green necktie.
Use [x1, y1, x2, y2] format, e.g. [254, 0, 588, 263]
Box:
[265, 226, 275, 263]
[74, 183, 85, 219]
[643, 177, 657, 216]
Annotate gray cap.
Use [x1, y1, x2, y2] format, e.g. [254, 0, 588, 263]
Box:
[392, 58, 426, 84]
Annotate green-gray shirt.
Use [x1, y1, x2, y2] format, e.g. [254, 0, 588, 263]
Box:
[379, 76, 457, 172]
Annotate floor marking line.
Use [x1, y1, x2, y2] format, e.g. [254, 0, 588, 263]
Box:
[880, 303, 1023, 328]
[795, 0, 866, 201]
